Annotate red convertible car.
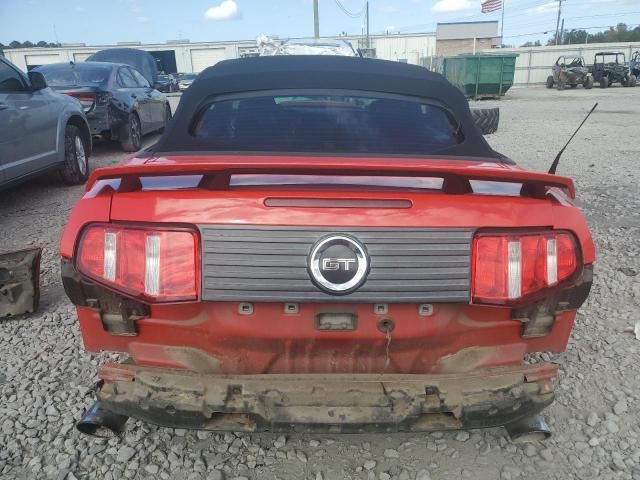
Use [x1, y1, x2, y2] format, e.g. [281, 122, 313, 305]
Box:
[60, 56, 594, 440]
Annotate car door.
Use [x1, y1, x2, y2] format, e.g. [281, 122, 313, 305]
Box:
[129, 68, 164, 132]
[116, 66, 151, 129]
[0, 59, 58, 183]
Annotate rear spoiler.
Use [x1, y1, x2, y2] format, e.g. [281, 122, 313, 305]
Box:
[86, 156, 576, 199]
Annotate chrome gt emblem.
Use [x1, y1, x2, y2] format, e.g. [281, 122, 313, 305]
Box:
[308, 235, 369, 294]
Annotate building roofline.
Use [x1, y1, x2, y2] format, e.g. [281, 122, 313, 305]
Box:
[437, 21, 499, 25]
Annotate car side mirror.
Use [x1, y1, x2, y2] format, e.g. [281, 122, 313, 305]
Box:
[28, 71, 48, 91]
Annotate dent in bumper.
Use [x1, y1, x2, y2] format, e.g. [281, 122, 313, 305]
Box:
[97, 362, 557, 433]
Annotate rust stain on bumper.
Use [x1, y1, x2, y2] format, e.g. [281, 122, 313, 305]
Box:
[97, 362, 558, 433]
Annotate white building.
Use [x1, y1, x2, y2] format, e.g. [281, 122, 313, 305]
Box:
[4, 32, 437, 74]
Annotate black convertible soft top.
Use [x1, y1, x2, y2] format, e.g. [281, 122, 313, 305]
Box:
[153, 55, 501, 160]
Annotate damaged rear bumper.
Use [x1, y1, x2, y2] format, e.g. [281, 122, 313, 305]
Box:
[96, 362, 557, 433]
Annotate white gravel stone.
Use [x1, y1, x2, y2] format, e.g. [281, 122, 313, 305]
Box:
[364, 460, 377, 470]
[383, 449, 399, 458]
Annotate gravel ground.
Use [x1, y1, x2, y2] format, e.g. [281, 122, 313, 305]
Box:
[1, 88, 639, 480]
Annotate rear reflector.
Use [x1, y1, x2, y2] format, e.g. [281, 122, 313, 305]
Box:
[77, 224, 198, 302]
[473, 231, 579, 304]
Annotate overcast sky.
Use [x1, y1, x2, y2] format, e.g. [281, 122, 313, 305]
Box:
[1, 0, 639, 46]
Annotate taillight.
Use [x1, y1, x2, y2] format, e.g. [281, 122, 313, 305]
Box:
[76, 224, 198, 302]
[472, 231, 580, 304]
[65, 92, 96, 113]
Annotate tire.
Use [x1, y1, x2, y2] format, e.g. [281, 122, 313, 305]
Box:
[470, 107, 499, 135]
[120, 112, 142, 152]
[59, 125, 89, 185]
[158, 104, 172, 133]
[546, 75, 554, 88]
[600, 76, 609, 88]
[583, 76, 594, 89]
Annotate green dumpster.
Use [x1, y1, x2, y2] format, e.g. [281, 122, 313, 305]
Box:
[442, 54, 518, 99]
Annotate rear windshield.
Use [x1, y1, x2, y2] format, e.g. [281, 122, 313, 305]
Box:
[37, 64, 112, 87]
[191, 93, 463, 155]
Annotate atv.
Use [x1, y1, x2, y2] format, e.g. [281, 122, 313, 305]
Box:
[630, 51, 640, 84]
[590, 51, 636, 88]
[546, 56, 593, 90]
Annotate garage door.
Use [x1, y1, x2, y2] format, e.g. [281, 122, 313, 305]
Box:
[25, 54, 62, 69]
[73, 53, 92, 62]
[190, 48, 226, 73]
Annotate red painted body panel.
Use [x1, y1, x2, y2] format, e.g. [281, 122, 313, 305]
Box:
[61, 154, 595, 378]
[76, 303, 576, 374]
[85, 155, 576, 198]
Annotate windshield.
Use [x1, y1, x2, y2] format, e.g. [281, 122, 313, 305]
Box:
[192, 92, 462, 155]
[36, 63, 112, 87]
[597, 54, 624, 64]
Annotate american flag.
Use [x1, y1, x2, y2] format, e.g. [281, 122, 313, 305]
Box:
[481, 0, 502, 13]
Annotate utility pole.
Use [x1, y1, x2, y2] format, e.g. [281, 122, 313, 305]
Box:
[314, 0, 320, 39]
[365, 1, 370, 48]
[559, 18, 565, 45]
[500, 0, 505, 47]
[554, 0, 564, 46]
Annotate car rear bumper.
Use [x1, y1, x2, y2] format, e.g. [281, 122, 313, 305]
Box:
[96, 362, 557, 433]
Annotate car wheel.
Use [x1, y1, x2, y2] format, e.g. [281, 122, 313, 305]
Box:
[583, 76, 594, 89]
[470, 107, 499, 135]
[158, 104, 172, 133]
[120, 112, 142, 152]
[546, 76, 554, 88]
[59, 124, 89, 185]
[600, 77, 609, 88]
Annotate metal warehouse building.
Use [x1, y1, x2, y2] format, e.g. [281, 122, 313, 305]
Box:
[4, 32, 440, 74]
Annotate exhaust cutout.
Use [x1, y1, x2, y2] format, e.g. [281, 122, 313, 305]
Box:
[505, 415, 551, 443]
[77, 401, 128, 438]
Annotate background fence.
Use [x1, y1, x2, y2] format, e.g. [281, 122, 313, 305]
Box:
[480, 42, 640, 86]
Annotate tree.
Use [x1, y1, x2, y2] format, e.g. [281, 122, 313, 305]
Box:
[9, 40, 21, 48]
[548, 23, 640, 45]
[521, 40, 541, 47]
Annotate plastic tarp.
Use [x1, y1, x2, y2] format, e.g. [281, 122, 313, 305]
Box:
[257, 35, 358, 57]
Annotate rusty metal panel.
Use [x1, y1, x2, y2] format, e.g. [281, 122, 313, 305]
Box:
[0, 247, 42, 317]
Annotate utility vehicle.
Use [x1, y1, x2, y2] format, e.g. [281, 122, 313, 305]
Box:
[546, 56, 593, 90]
[591, 52, 636, 88]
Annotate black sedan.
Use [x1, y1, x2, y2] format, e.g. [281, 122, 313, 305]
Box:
[35, 62, 171, 151]
[155, 73, 179, 93]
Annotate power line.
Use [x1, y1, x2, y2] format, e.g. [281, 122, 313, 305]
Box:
[334, 0, 366, 18]
[503, 23, 639, 38]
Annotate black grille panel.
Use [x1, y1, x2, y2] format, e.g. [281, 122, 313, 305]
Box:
[199, 226, 473, 303]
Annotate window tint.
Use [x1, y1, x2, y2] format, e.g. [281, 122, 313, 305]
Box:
[36, 64, 111, 87]
[117, 68, 138, 88]
[192, 93, 463, 155]
[0, 61, 27, 93]
[130, 68, 150, 88]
